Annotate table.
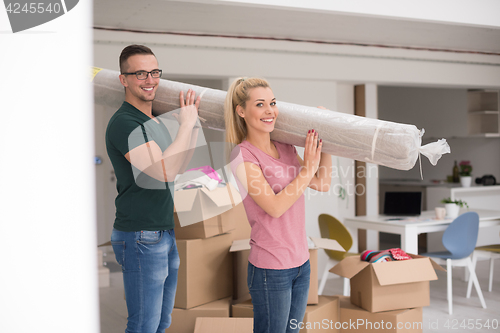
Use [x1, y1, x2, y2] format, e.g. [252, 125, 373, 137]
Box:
[344, 209, 500, 254]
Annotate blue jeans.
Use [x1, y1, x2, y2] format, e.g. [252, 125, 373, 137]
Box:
[111, 228, 180, 333]
[248, 260, 310, 333]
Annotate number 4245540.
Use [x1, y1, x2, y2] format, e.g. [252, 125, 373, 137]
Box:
[6, 3, 62, 14]
[444, 319, 498, 330]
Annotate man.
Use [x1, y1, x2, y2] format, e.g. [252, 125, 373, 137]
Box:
[105, 44, 200, 332]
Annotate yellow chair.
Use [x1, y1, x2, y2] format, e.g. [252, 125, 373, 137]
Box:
[467, 232, 500, 294]
[318, 214, 357, 296]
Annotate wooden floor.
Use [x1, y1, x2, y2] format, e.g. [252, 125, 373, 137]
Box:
[99, 257, 500, 333]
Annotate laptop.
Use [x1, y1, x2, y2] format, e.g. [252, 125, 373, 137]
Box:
[383, 192, 422, 217]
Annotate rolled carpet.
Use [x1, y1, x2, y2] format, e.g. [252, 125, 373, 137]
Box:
[93, 68, 450, 171]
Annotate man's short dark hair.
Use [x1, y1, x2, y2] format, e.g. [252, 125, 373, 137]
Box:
[119, 45, 156, 73]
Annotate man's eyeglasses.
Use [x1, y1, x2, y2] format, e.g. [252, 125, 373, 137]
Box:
[122, 69, 162, 80]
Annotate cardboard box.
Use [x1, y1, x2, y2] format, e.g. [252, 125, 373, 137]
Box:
[330, 254, 445, 313]
[174, 183, 241, 228]
[175, 233, 233, 309]
[232, 296, 340, 333]
[174, 211, 235, 240]
[308, 249, 319, 304]
[231, 245, 251, 303]
[230, 245, 318, 304]
[165, 297, 231, 333]
[227, 203, 251, 241]
[231, 299, 253, 318]
[194, 317, 253, 333]
[338, 296, 423, 333]
[230, 238, 343, 305]
[301, 296, 340, 333]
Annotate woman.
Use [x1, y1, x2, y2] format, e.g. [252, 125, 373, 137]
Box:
[225, 77, 332, 333]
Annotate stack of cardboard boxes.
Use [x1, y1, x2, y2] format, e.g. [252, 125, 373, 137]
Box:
[168, 181, 344, 333]
[165, 183, 247, 333]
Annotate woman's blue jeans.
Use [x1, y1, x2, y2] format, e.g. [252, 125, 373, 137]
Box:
[111, 228, 180, 333]
[248, 260, 310, 333]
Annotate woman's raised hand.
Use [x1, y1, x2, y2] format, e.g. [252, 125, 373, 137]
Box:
[303, 129, 322, 177]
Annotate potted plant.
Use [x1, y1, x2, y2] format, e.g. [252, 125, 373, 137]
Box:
[441, 197, 469, 218]
[459, 160, 473, 187]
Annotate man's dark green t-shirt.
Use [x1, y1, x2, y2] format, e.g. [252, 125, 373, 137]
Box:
[105, 101, 174, 232]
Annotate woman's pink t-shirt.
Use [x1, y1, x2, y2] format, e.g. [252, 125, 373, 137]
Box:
[230, 140, 309, 269]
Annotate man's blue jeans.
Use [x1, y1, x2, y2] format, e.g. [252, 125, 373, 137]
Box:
[111, 228, 180, 333]
[248, 260, 310, 333]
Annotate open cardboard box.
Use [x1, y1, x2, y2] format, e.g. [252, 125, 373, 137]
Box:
[330, 254, 445, 313]
[230, 237, 344, 305]
[174, 211, 235, 240]
[174, 183, 241, 228]
[194, 317, 253, 333]
[338, 295, 423, 333]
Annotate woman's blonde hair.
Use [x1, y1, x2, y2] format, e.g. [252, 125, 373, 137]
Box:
[224, 77, 271, 148]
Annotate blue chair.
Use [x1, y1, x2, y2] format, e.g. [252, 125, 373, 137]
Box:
[421, 211, 486, 315]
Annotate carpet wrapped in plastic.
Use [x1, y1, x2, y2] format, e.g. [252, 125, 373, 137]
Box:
[93, 68, 450, 171]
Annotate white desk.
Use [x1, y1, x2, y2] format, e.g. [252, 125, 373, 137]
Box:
[344, 209, 500, 254]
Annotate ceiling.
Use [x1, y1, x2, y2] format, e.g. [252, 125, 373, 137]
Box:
[93, 0, 500, 55]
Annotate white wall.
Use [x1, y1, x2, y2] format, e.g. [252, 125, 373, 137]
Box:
[378, 86, 500, 182]
[94, 30, 500, 88]
[1, 3, 99, 333]
[215, 0, 500, 28]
